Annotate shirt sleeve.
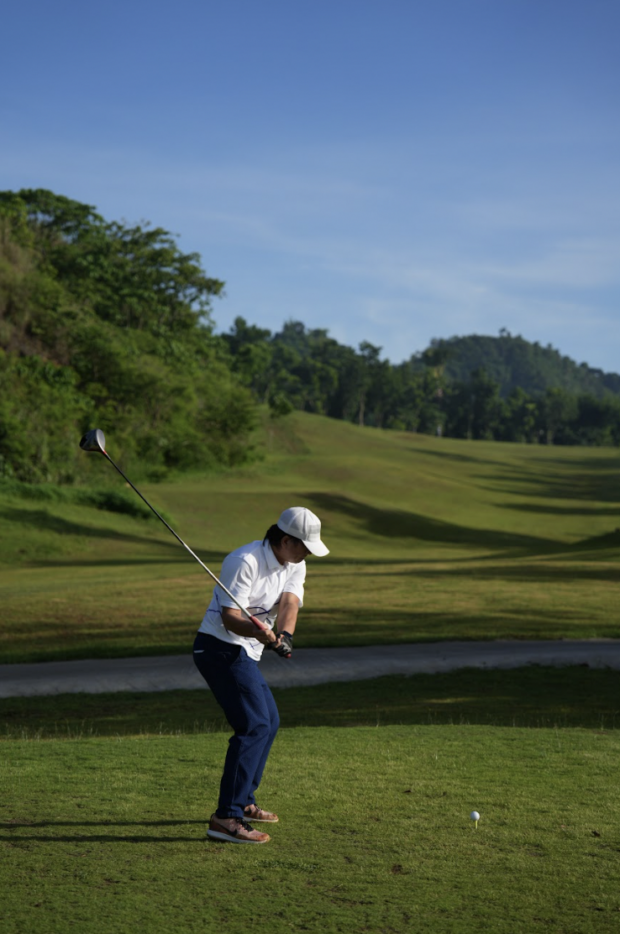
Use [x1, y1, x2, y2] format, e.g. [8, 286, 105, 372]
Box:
[283, 560, 306, 607]
[216, 552, 257, 610]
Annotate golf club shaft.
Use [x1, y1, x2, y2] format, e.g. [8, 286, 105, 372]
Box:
[102, 452, 268, 633]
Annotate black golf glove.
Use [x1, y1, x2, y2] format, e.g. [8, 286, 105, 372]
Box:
[273, 631, 293, 659]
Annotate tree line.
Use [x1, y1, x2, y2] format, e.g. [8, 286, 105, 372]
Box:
[223, 319, 620, 446]
[1, 189, 619, 484]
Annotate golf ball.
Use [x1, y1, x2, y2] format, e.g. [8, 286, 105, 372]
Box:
[470, 811, 480, 821]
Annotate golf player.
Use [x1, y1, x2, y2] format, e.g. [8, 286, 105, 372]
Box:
[193, 506, 329, 844]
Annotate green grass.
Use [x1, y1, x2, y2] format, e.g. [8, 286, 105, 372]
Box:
[3, 416, 619, 932]
[3, 672, 619, 932]
[2, 722, 619, 933]
[1, 668, 620, 738]
[1, 412, 619, 661]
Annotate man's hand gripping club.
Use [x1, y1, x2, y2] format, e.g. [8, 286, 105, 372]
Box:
[250, 620, 293, 658]
[271, 631, 293, 658]
[220, 607, 293, 659]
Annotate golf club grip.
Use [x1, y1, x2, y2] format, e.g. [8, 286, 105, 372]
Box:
[249, 615, 269, 632]
[250, 614, 288, 654]
[253, 619, 291, 657]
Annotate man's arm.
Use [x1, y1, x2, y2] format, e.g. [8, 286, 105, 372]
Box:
[275, 591, 301, 639]
[220, 607, 278, 645]
[271, 592, 300, 658]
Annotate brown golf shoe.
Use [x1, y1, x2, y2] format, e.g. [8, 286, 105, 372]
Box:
[243, 804, 279, 823]
[207, 814, 270, 844]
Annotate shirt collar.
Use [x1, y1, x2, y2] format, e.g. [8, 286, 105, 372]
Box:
[263, 540, 283, 570]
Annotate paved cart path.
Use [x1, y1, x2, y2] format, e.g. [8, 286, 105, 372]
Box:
[1, 639, 620, 698]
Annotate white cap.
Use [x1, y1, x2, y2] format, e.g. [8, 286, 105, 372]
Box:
[277, 507, 329, 557]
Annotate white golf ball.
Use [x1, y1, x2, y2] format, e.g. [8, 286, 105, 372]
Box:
[470, 811, 480, 821]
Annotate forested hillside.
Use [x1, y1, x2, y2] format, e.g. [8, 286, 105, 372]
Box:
[1, 188, 619, 486]
[437, 331, 620, 398]
[0, 189, 256, 482]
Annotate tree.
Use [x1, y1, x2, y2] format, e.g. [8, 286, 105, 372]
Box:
[0, 190, 257, 481]
[445, 368, 503, 440]
[567, 395, 620, 447]
[537, 388, 578, 445]
[223, 317, 275, 402]
[499, 387, 538, 443]
[1, 189, 224, 340]
[422, 339, 451, 380]
[349, 342, 379, 426]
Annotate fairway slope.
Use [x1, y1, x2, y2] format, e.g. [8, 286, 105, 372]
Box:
[1, 412, 618, 661]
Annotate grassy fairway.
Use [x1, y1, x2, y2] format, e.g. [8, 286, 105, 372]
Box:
[1, 672, 619, 934]
[2, 721, 619, 934]
[1, 411, 619, 661]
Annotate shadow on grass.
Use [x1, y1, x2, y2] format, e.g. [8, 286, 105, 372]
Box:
[282, 667, 620, 730]
[28, 552, 228, 570]
[497, 502, 620, 518]
[575, 529, 620, 550]
[305, 492, 559, 552]
[1, 668, 618, 737]
[298, 605, 620, 644]
[1, 505, 229, 569]
[310, 559, 620, 585]
[404, 446, 620, 501]
[483, 460, 620, 505]
[0, 833, 203, 843]
[1, 819, 205, 827]
[0, 817, 206, 843]
[0, 507, 182, 549]
[394, 562, 620, 584]
[402, 446, 485, 465]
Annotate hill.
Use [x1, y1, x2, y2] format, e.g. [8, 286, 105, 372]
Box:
[425, 331, 620, 399]
[1, 410, 619, 662]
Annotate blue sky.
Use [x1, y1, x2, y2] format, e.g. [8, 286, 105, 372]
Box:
[2, 0, 619, 371]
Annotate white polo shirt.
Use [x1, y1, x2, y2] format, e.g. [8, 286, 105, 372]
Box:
[198, 540, 306, 660]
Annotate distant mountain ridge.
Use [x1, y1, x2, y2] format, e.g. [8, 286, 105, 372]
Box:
[425, 332, 620, 399]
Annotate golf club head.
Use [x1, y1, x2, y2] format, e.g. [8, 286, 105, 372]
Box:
[79, 428, 106, 454]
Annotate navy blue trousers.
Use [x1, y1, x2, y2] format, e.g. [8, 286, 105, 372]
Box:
[192, 632, 280, 819]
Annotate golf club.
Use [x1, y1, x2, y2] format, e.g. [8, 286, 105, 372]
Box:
[79, 428, 289, 651]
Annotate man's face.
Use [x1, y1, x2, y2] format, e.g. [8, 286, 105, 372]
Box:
[279, 536, 310, 564]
